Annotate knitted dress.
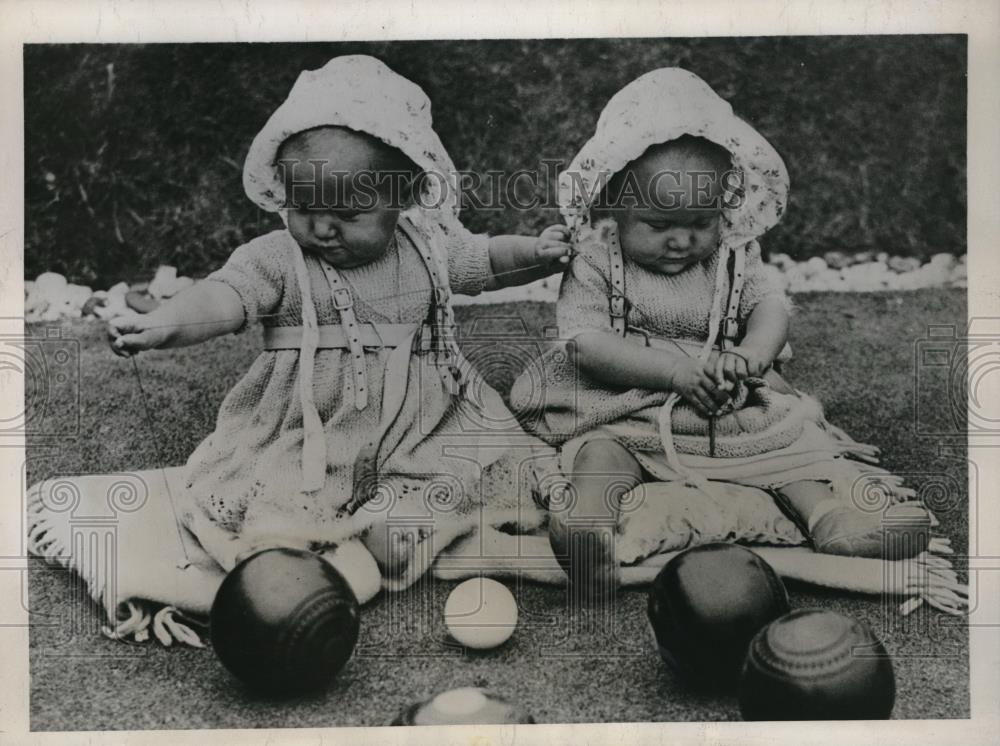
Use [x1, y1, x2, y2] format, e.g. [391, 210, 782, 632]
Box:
[173, 54, 563, 576]
[509, 221, 803, 474]
[181, 223, 556, 572]
[508, 217, 902, 503]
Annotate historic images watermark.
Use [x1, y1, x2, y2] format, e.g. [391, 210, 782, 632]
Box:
[276, 159, 746, 212]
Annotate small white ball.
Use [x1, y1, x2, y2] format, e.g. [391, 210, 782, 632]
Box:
[430, 687, 489, 717]
[444, 577, 517, 649]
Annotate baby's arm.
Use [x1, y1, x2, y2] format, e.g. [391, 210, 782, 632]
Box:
[109, 235, 285, 357]
[714, 242, 792, 384]
[714, 297, 790, 382]
[738, 296, 789, 368]
[573, 332, 731, 416]
[108, 280, 245, 357]
[483, 225, 573, 290]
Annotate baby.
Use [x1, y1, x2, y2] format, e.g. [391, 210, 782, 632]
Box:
[107, 55, 567, 587]
[510, 67, 931, 597]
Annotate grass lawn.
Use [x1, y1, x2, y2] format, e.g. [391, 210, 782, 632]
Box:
[27, 290, 969, 730]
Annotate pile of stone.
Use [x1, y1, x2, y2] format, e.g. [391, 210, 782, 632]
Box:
[765, 251, 967, 293]
[24, 273, 95, 322]
[24, 266, 195, 323]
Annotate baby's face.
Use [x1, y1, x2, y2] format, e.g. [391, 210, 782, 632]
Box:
[285, 203, 401, 270]
[280, 128, 405, 269]
[611, 147, 724, 275]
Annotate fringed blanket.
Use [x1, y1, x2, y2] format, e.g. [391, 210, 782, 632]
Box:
[26, 467, 966, 648]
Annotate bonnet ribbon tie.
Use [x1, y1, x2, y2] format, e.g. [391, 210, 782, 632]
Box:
[290, 242, 327, 493]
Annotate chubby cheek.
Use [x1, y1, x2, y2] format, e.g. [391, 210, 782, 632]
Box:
[286, 214, 314, 245]
[694, 226, 722, 258]
[346, 216, 399, 255]
[618, 225, 659, 262]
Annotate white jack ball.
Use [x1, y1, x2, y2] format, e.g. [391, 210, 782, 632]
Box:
[444, 577, 518, 649]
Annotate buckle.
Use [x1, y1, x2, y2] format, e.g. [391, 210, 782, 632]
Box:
[722, 317, 739, 340]
[332, 287, 353, 311]
[609, 293, 629, 319]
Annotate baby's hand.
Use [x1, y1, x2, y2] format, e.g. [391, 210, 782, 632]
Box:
[669, 357, 732, 416]
[714, 345, 771, 387]
[107, 311, 170, 357]
[533, 224, 573, 275]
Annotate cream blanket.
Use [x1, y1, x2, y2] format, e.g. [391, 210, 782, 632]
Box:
[26, 467, 965, 647]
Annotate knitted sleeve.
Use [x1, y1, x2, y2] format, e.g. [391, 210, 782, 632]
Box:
[557, 243, 617, 339]
[205, 231, 287, 332]
[443, 221, 493, 296]
[738, 240, 791, 319]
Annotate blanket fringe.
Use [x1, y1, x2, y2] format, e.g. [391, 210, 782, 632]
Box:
[27, 482, 212, 648]
[100, 602, 207, 647]
[26, 481, 109, 612]
[898, 551, 969, 616]
[100, 600, 151, 642]
[623, 547, 969, 616]
[826, 440, 965, 614]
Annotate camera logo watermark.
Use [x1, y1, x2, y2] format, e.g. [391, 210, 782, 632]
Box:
[0, 324, 80, 442]
[915, 318, 1000, 438]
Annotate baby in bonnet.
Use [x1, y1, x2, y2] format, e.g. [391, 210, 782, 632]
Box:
[107, 55, 569, 589]
[510, 67, 933, 597]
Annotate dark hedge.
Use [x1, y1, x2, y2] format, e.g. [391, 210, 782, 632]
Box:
[24, 37, 966, 286]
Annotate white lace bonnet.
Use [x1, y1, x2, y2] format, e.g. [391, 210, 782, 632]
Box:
[243, 54, 459, 217]
[558, 67, 789, 247]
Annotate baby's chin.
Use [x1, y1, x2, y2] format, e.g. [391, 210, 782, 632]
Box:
[638, 258, 698, 275]
[302, 244, 386, 269]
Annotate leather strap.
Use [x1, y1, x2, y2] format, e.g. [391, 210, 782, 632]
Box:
[606, 222, 629, 336]
[720, 242, 747, 351]
[263, 323, 419, 350]
[317, 262, 369, 410]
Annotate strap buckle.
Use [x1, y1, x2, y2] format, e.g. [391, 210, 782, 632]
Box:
[332, 287, 353, 311]
[609, 293, 629, 319]
[722, 316, 739, 341]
